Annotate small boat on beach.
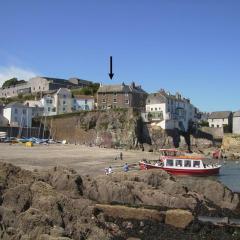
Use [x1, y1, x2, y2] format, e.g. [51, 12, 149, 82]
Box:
[139, 149, 221, 176]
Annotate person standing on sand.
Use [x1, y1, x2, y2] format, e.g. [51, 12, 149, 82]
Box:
[108, 166, 113, 174]
[123, 163, 129, 172]
[120, 152, 123, 160]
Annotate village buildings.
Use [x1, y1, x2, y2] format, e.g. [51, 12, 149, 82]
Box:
[207, 111, 232, 129]
[97, 82, 147, 110]
[233, 111, 240, 134]
[72, 95, 95, 111]
[143, 90, 199, 132]
[0, 76, 92, 98]
[3, 102, 33, 127]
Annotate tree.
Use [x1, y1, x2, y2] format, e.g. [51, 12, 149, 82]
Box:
[2, 78, 26, 88]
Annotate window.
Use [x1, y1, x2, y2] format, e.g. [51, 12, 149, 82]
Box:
[125, 99, 129, 104]
[63, 100, 66, 105]
[176, 160, 182, 167]
[48, 107, 51, 112]
[39, 86, 41, 90]
[113, 99, 117, 103]
[125, 93, 129, 97]
[14, 117, 18, 122]
[14, 108, 18, 114]
[63, 107, 66, 111]
[166, 159, 174, 167]
[114, 92, 117, 96]
[155, 108, 157, 111]
[184, 160, 191, 168]
[193, 161, 200, 168]
[151, 108, 153, 111]
[102, 98, 106, 103]
[85, 99, 88, 104]
[217, 125, 219, 128]
[63, 95, 66, 98]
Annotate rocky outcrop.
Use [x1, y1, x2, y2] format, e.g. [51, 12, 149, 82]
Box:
[0, 162, 240, 239]
[83, 170, 240, 217]
[47, 109, 141, 149]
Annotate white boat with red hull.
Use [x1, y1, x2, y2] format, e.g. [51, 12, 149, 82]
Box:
[139, 149, 221, 176]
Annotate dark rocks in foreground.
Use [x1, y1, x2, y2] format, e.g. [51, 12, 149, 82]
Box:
[0, 162, 240, 240]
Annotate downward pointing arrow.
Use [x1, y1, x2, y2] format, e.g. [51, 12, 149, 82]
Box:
[109, 56, 114, 79]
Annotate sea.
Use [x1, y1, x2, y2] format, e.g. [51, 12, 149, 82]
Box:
[216, 160, 240, 193]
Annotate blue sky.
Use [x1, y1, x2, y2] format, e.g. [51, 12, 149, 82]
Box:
[0, 0, 239, 112]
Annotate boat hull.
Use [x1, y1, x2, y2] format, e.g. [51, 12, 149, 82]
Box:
[139, 162, 221, 176]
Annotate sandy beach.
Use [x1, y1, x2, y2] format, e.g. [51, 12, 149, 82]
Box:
[0, 143, 158, 175]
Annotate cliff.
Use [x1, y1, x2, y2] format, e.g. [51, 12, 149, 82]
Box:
[45, 109, 215, 151]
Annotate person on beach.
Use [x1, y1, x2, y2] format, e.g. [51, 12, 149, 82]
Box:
[120, 152, 123, 160]
[123, 163, 129, 172]
[104, 168, 109, 175]
[108, 166, 113, 174]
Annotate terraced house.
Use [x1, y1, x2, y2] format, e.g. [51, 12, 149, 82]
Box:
[97, 82, 147, 110]
[143, 90, 199, 132]
[0, 76, 92, 98]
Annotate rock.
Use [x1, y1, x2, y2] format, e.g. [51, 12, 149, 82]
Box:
[39, 166, 83, 198]
[165, 209, 194, 229]
[95, 204, 165, 222]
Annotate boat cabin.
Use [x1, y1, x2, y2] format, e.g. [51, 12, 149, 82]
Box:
[163, 158, 204, 169]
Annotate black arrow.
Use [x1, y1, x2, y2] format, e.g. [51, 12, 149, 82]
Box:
[109, 56, 114, 79]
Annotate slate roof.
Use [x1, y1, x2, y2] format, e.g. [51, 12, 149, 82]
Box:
[208, 111, 232, 119]
[146, 91, 190, 104]
[98, 83, 146, 94]
[5, 102, 26, 108]
[233, 111, 240, 117]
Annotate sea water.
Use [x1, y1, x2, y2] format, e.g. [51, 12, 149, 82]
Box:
[217, 160, 240, 193]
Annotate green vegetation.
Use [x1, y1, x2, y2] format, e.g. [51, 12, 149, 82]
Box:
[71, 82, 100, 96]
[2, 78, 26, 88]
[0, 94, 36, 105]
[199, 121, 209, 127]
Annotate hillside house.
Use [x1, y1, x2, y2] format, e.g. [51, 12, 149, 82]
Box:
[0, 76, 92, 98]
[3, 102, 32, 127]
[72, 95, 95, 111]
[144, 90, 199, 132]
[97, 82, 147, 110]
[40, 88, 72, 116]
[233, 111, 240, 134]
[208, 111, 232, 130]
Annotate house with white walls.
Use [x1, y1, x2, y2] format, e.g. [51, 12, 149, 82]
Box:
[232, 111, 240, 134]
[40, 88, 72, 116]
[3, 102, 33, 127]
[144, 90, 199, 132]
[207, 111, 232, 129]
[72, 95, 95, 111]
[24, 100, 44, 118]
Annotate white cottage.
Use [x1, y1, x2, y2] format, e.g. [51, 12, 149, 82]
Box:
[145, 90, 199, 132]
[233, 111, 240, 134]
[40, 88, 72, 116]
[3, 102, 32, 127]
[72, 95, 95, 111]
[208, 111, 232, 128]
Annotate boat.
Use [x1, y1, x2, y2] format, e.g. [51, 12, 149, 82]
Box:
[139, 149, 221, 176]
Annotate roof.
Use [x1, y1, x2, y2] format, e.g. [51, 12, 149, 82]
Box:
[5, 102, 26, 108]
[233, 111, 240, 117]
[147, 91, 190, 104]
[98, 83, 146, 94]
[208, 111, 232, 119]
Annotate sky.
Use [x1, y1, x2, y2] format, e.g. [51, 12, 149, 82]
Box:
[0, 0, 240, 112]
